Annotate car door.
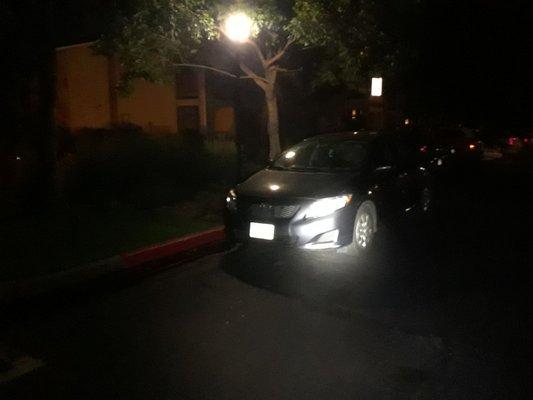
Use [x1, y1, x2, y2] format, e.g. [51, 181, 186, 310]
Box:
[394, 137, 424, 211]
[369, 137, 399, 217]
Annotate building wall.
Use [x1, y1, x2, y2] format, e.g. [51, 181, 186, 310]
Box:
[116, 78, 177, 134]
[55, 42, 177, 134]
[55, 43, 111, 130]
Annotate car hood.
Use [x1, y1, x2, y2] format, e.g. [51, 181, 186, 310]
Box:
[236, 168, 358, 200]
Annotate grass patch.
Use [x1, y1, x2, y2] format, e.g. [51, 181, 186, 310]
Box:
[1, 205, 221, 282]
[2, 129, 236, 282]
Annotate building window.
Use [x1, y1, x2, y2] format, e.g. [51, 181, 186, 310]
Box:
[177, 106, 199, 133]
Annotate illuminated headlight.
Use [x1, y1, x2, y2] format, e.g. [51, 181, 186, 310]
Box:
[226, 189, 237, 211]
[305, 195, 352, 219]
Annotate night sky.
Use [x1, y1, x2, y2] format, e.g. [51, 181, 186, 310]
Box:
[406, 0, 532, 128]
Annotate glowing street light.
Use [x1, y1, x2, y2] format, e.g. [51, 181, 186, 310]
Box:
[371, 77, 383, 97]
[224, 12, 253, 43]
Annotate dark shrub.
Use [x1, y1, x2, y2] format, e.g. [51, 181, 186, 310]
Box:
[60, 128, 237, 208]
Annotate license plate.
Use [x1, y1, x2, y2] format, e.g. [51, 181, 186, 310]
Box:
[249, 222, 275, 240]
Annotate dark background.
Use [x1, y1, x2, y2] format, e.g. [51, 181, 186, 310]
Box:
[404, 0, 532, 128]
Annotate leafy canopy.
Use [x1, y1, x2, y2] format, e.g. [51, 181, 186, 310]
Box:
[99, 0, 405, 91]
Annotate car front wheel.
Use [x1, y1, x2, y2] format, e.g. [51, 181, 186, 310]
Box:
[345, 200, 377, 255]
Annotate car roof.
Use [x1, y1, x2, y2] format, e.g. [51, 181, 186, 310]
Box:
[303, 130, 382, 143]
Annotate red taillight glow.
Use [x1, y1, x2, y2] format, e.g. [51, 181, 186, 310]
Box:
[468, 144, 476, 150]
[507, 137, 519, 146]
[419, 145, 428, 153]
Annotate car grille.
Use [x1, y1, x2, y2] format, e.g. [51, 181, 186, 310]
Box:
[247, 203, 300, 219]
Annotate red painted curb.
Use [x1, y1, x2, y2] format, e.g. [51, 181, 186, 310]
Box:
[121, 226, 225, 268]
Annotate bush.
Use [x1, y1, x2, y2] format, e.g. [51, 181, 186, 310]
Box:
[58, 128, 237, 208]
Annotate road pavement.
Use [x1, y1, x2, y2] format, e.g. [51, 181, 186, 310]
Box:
[0, 159, 531, 399]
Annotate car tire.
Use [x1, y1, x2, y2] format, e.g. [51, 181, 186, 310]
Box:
[344, 200, 377, 256]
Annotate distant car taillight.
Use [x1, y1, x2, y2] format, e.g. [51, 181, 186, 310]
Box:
[468, 143, 476, 150]
[507, 137, 520, 146]
[419, 145, 428, 153]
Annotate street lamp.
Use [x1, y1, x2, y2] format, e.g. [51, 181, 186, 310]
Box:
[371, 77, 383, 97]
[224, 12, 253, 43]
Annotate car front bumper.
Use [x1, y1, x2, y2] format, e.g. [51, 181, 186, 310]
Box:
[225, 203, 357, 250]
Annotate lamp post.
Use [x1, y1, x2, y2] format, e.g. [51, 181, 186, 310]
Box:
[223, 11, 282, 160]
[224, 12, 253, 177]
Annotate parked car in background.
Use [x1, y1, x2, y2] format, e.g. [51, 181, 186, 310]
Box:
[393, 126, 448, 170]
[428, 127, 484, 164]
[478, 128, 533, 158]
[519, 131, 533, 150]
[225, 130, 434, 254]
[508, 130, 533, 152]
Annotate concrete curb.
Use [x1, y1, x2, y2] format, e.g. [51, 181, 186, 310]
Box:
[0, 226, 225, 305]
[122, 226, 226, 267]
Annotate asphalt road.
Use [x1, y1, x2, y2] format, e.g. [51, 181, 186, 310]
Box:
[1, 159, 532, 399]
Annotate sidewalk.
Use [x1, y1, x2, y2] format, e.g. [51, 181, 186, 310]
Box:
[0, 226, 225, 305]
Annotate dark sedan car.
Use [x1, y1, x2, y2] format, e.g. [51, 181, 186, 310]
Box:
[225, 131, 433, 254]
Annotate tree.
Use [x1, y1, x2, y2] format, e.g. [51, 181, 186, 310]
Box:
[99, 0, 399, 159]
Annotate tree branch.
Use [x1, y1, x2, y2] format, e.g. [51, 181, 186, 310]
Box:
[244, 39, 266, 66]
[266, 38, 295, 66]
[219, 27, 267, 67]
[275, 67, 303, 73]
[172, 62, 271, 86]
[172, 63, 238, 79]
[239, 62, 270, 89]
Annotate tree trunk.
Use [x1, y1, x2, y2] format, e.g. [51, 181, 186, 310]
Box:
[265, 86, 281, 160]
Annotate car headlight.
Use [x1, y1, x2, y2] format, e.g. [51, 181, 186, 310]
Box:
[226, 189, 237, 211]
[305, 194, 353, 219]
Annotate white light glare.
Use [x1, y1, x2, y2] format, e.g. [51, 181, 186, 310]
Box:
[250, 222, 275, 240]
[226, 189, 237, 209]
[285, 151, 296, 159]
[305, 195, 352, 219]
[269, 184, 280, 191]
[224, 13, 252, 43]
[371, 77, 383, 96]
[301, 218, 335, 237]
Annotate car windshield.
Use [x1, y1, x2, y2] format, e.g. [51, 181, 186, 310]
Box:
[271, 140, 367, 172]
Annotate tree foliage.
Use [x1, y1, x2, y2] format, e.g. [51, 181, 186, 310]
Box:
[99, 0, 417, 157]
[99, 0, 406, 91]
